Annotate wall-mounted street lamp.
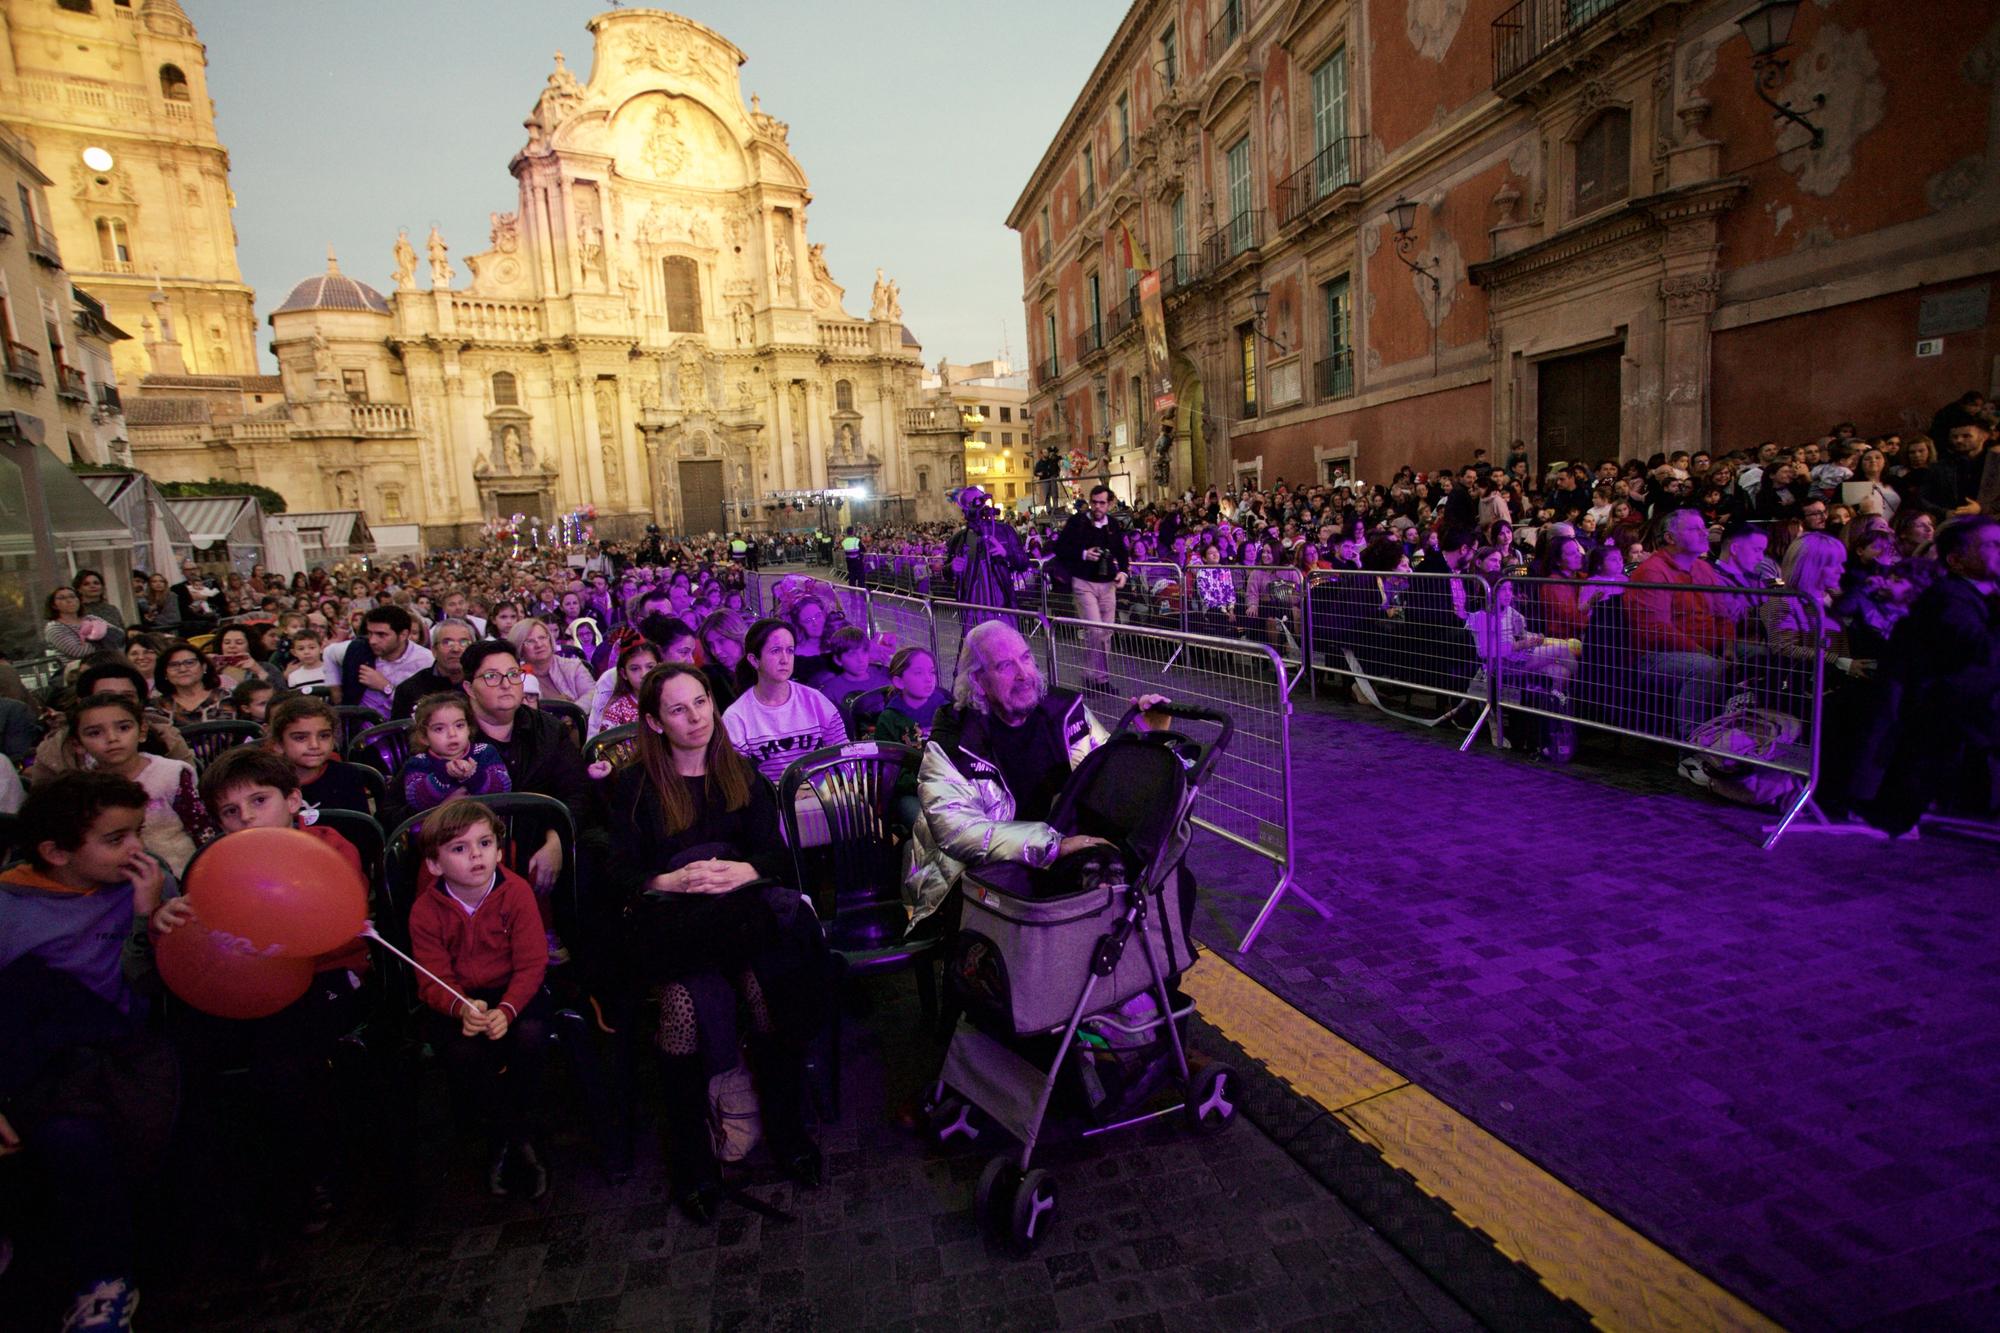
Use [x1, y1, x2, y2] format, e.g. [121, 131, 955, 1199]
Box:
[1247, 285, 1289, 355]
[1388, 196, 1442, 378]
[1738, 1, 1825, 151]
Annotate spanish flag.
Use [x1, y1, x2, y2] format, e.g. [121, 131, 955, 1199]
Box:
[1118, 219, 1150, 274]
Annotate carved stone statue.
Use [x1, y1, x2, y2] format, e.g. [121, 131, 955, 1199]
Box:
[772, 220, 794, 293]
[870, 268, 890, 321]
[885, 279, 902, 321]
[490, 211, 519, 254]
[427, 225, 451, 288]
[809, 243, 833, 285]
[503, 425, 524, 473]
[392, 229, 417, 290]
[731, 301, 752, 346]
[310, 330, 334, 379]
[602, 442, 623, 496]
[677, 344, 706, 408]
[837, 423, 855, 457]
[637, 374, 661, 411]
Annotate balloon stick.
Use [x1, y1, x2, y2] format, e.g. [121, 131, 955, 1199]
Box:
[360, 922, 477, 1013]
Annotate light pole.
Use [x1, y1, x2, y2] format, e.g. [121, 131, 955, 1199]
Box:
[1389, 196, 1442, 380]
[1738, 1, 1825, 150]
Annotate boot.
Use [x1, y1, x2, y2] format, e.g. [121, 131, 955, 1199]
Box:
[749, 1035, 821, 1188]
[655, 1052, 721, 1221]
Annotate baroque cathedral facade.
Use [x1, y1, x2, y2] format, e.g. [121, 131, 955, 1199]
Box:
[104, 8, 960, 544]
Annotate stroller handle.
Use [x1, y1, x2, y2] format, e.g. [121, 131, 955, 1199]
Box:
[1116, 701, 1235, 763]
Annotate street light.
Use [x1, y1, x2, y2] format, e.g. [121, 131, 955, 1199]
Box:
[1248, 284, 1287, 354]
[1737, 1, 1824, 150]
[1388, 196, 1442, 378]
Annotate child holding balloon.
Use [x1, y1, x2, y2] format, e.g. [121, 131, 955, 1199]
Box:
[408, 797, 551, 1200]
[0, 771, 175, 1333]
[151, 746, 374, 1240]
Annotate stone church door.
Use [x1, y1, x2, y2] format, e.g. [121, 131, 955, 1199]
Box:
[1537, 341, 1623, 466]
[676, 459, 725, 536]
[495, 490, 551, 524]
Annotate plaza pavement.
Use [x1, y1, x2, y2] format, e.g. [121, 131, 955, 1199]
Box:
[1185, 688, 2000, 1331]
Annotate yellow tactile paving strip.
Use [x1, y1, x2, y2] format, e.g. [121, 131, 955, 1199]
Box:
[1182, 953, 1782, 1333]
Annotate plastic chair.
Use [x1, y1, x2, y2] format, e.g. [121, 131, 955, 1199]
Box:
[541, 699, 587, 743]
[332, 704, 386, 753]
[839, 686, 893, 739]
[778, 741, 935, 1118]
[180, 719, 264, 772]
[347, 718, 413, 777]
[583, 723, 639, 772]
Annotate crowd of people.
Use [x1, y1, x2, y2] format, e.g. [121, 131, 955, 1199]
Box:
[2, 390, 1997, 1329]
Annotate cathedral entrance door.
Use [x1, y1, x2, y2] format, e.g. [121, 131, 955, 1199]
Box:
[676, 459, 725, 537]
[495, 491, 550, 524]
[1536, 341, 1623, 468]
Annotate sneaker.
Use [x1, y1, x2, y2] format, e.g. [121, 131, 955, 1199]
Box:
[488, 1144, 512, 1197]
[545, 931, 571, 966]
[510, 1140, 549, 1202]
[1677, 755, 1714, 790]
[62, 1278, 138, 1332]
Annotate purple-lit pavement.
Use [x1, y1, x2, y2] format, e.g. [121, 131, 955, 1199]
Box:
[1189, 691, 2000, 1330]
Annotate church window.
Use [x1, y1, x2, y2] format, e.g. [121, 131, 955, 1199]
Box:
[95, 217, 130, 266]
[341, 368, 368, 401]
[834, 379, 854, 411]
[58, 0, 94, 13]
[159, 64, 190, 101]
[491, 371, 518, 406]
[917, 468, 930, 494]
[382, 487, 403, 519]
[663, 257, 702, 333]
[1573, 109, 1631, 217]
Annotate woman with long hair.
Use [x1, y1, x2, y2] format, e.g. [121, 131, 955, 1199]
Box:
[606, 664, 827, 1221]
[137, 571, 182, 632]
[508, 616, 596, 704]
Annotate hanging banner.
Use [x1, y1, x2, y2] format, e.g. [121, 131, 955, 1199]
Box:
[1139, 268, 1174, 415]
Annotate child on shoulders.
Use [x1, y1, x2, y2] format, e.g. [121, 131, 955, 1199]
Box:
[407, 798, 550, 1200]
[0, 772, 174, 1332]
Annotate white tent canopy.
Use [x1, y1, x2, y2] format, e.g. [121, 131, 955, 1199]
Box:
[79, 471, 195, 582]
[264, 510, 376, 571]
[165, 495, 266, 575]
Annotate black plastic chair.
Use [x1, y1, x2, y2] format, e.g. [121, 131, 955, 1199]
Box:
[839, 686, 893, 740]
[778, 741, 935, 1118]
[315, 807, 387, 897]
[180, 719, 265, 772]
[332, 704, 386, 753]
[541, 699, 587, 743]
[347, 718, 413, 777]
[583, 723, 639, 772]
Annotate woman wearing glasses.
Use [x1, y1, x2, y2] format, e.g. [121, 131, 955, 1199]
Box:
[154, 639, 237, 724]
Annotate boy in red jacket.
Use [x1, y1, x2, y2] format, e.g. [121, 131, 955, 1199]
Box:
[152, 746, 374, 1240]
[408, 797, 550, 1199]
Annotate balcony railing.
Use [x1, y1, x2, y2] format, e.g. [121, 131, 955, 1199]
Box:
[1080, 182, 1097, 214]
[1109, 140, 1131, 181]
[0, 204, 12, 238]
[1105, 291, 1141, 342]
[1035, 355, 1061, 387]
[1315, 350, 1355, 402]
[1275, 135, 1366, 229]
[1075, 324, 1105, 362]
[55, 362, 88, 401]
[96, 382, 123, 414]
[4, 342, 43, 386]
[1200, 209, 1264, 273]
[1162, 252, 1200, 293]
[1207, 0, 1243, 61]
[1492, 0, 1630, 86]
[25, 223, 62, 268]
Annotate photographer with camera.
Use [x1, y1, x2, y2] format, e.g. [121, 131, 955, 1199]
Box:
[1056, 484, 1130, 690]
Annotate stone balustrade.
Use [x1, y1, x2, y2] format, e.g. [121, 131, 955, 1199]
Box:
[817, 320, 870, 352]
[452, 297, 544, 342]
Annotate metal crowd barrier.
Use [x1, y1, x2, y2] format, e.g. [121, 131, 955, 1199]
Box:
[857, 552, 945, 595]
[1046, 614, 1319, 952]
[926, 597, 1056, 697]
[864, 589, 938, 667]
[1305, 569, 1494, 749]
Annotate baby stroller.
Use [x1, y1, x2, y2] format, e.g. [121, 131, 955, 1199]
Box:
[923, 702, 1240, 1252]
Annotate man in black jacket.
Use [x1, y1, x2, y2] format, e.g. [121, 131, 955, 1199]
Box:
[390, 618, 477, 719]
[1055, 485, 1131, 689]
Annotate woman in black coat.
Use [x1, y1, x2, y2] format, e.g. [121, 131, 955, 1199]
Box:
[605, 664, 828, 1220]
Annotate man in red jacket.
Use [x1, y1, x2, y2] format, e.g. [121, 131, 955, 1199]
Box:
[1626, 507, 1740, 741]
[408, 798, 550, 1199]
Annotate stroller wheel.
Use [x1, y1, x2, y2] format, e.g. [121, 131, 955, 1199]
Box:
[925, 1096, 981, 1147]
[1005, 1168, 1058, 1253]
[1183, 1063, 1239, 1136]
[976, 1155, 1017, 1230]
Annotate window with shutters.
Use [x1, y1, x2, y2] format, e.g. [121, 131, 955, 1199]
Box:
[663, 256, 703, 332]
[1310, 48, 1351, 196]
[1572, 110, 1631, 217]
[1226, 137, 1253, 254]
[835, 379, 854, 411]
[491, 371, 518, 406]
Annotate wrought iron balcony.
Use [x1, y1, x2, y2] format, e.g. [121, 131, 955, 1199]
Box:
[1162, 252, 1200, 293]
[55, 362, 89, 401]
[1275, 136, 1366, 230]
[1492, 0, 1631, 87]
[1315, 350, 1355, 402]
[1075, 324, 1104, 362]
[1200, 209, 1264, 273]
[1207, 0, 1243, 61]
[1109, 140, 1131, 181]
[1035, 355, 1061, 387]
[96, 382, 123, 413]
[4, 341, 43, 386]
[1080, 182, 1097, 215]
[25, 222, 62, 268]
[1105, 290, 1141, 343]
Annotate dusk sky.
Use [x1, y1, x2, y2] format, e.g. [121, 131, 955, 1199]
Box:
[197, 0, 1122, 373]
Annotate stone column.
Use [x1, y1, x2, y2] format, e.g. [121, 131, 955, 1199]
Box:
[1660, 272, 1721, 455]
[578, 374, 609, 505]
[804, 379, 825, 488]
[773, 380, 796, 491]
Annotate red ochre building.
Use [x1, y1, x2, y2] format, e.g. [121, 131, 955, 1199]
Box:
[1007, 0, 2000, 497]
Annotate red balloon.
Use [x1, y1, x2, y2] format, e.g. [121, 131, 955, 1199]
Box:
[157, 921, 314, 1020]
[184, 827, 367, 958]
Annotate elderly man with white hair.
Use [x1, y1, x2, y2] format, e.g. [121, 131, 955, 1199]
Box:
[904, 620, 1165, 929]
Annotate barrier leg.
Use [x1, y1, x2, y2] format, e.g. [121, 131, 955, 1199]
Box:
[1236, 866, 1332, 955]
[1462, 703, 1492, 754]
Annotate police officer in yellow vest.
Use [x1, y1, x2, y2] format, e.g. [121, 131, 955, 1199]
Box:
[841, 528, 865, 586]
